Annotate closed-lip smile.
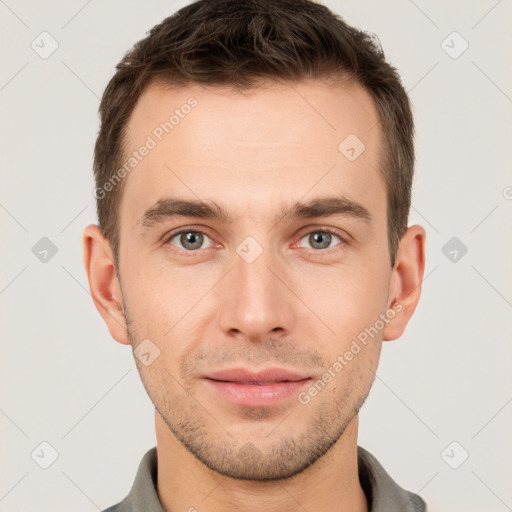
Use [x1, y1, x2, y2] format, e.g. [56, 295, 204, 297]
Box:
[202, 367, 312, 407]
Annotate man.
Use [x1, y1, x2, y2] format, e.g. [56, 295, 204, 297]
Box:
[83, 0, 427, 510]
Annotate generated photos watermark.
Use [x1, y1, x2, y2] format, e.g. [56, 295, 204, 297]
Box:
[298, 301, 403, 405]
[94, 96, 198, 200]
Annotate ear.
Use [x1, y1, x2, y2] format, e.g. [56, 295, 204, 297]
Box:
[82, 224, 129, 345]
[382, 224, 426, 341]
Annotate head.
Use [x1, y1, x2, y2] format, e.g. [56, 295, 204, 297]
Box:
[84, 0, 425, 481]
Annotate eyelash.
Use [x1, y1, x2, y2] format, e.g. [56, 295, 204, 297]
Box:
[163, 226, 347, 255]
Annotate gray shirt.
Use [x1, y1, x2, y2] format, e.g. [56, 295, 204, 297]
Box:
[103, 446, 426, 512]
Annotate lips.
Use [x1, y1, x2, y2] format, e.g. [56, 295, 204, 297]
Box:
[204, 367, 310, 384]
[236, 381, 286, 385]
[202, 367, 312, 407]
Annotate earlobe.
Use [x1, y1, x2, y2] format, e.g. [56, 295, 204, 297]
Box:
[82, 224, 130, 345]
[383, 224, 426, 341]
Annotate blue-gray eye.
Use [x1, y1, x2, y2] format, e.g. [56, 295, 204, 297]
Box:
[298, 230, 342, 250]
[168, 230, 214, 251]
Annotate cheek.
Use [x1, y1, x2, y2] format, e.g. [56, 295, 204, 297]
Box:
[124, 265, 217, 373]
[124, 258, 200, 329]
[290, 261, 390, 343]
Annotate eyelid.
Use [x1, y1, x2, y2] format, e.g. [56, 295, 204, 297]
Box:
[294, 226, 348, 250]
[162, 224, 349, 253]
[163, 225, 219, 250]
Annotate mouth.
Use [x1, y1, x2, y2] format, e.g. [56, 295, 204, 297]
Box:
[218, 381, 298, 385]
[204, 367, 311, 383]
[202, 367, 312, 407]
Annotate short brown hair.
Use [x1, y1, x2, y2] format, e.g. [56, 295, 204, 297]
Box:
[94, 0, 414, 268]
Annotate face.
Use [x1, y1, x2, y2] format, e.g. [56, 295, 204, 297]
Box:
[108, 79, 396, 479]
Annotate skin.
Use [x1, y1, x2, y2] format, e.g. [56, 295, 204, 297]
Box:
[83, 79, 425, 512]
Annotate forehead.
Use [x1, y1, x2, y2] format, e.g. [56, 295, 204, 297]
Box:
[119, 79, 385, 236]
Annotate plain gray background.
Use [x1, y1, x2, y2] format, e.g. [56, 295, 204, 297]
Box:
[1, 1, 511, 511]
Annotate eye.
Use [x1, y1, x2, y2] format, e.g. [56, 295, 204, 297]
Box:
[165, 229, 215, 251]
[297, 229, 344, 250]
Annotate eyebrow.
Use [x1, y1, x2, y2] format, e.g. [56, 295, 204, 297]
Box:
[137, 195, 372, 230]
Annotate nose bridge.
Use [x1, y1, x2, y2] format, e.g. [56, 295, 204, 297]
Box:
[218, 238, 294, 341]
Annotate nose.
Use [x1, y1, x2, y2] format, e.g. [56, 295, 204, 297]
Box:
[218, 243, 296, 343]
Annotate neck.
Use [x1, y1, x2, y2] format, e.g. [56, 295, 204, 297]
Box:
[155, 411, 368, 512]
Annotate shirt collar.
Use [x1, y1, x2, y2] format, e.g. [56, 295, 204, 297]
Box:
[357, 446, 426, 511]
[111, 445, 425, 512]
